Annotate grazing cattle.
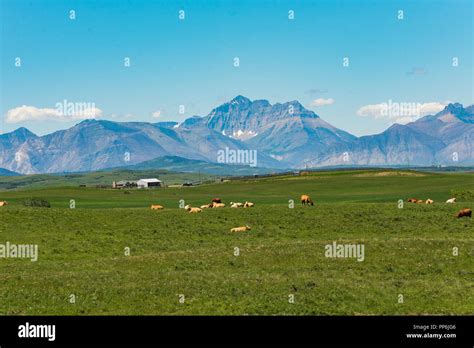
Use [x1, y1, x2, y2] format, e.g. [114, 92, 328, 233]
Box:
[0, 201, 7, 207]
[456, 208, 472, 218]
[416, 199, 424, 204]
[300, 194, 314, 206]
[211, 198, 222, 204]
[150, 204, 163, 210]
[212, 202, 225, 208]
[200, 204, 212, 209]
[407, 198, 418, 203]
[230, 202, 243, 208]
[425, 199, 434, 204]
[244, 201, 254, 208]
[184, 205, 202, 213]
[230, 225, 251, 233]
[446, 198, 456, 204]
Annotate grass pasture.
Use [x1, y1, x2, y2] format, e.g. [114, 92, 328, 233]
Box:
[0, 169, 472, 315]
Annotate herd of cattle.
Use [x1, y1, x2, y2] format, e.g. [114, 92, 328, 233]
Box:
[185, 198, 255, 213]
[0, 192, 472, 228]
[406, 196, 472, 217]
[150, 198, 256, 231]
[150, 198, 255, 213]
[407, 197, 457, 204]
[148, 194, 472, 220]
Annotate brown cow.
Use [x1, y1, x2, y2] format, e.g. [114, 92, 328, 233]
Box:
[407, 198, 418, 203]
[184, 204, 202, 213]
[212, 198, 222, 204]
[300, 195, 314, 206]
[230, 225, 251, 233]
[457, 208, 472, 218]
[150, 204, 163, 210]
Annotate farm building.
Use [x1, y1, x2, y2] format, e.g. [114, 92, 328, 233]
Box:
[137, 178, 163, 188]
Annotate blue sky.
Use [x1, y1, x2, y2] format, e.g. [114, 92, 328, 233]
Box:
[1, 0, 472, 136]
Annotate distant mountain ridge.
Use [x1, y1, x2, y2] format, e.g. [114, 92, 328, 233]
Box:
[299, 102, 473, 167]
[0, 96, 473, 174]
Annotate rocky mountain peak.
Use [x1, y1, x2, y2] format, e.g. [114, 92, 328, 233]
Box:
[230, 95, 252, 105]
[444, 102, 464, 113]
[11, 127, 37, 138]
[0, 127, 37, 144]
[436, 103, 473, 123]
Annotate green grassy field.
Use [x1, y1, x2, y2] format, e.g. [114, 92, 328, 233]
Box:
[0, 169, 472, 315]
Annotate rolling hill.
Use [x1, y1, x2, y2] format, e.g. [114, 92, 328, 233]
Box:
[113, 155, 285, 175]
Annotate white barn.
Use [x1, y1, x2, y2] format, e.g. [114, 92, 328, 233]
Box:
[137, 178, 162, 188]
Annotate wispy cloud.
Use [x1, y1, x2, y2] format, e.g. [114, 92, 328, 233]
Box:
[305, 88, 328, 95]
[311, 98, 335, 106]
[406, 67, 428, 76]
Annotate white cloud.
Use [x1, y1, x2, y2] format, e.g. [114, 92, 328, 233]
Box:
[152, 110, 162, 118]
[418, 102, 448, 116]
[311, 98, 335, 106]
[357, 100, 447, 124]
[5, 103, 102, 124]
[5, 106, 59, 123]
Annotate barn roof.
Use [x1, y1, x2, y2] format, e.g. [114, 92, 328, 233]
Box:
[138, 178, 162, 183]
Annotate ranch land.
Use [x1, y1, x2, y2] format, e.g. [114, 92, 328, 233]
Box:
[0, 169, 472, 315]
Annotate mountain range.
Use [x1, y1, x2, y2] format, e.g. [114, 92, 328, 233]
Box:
[0, 96, 473, 174]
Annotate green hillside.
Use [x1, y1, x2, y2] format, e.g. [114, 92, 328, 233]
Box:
[114, 155, 283, 175]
